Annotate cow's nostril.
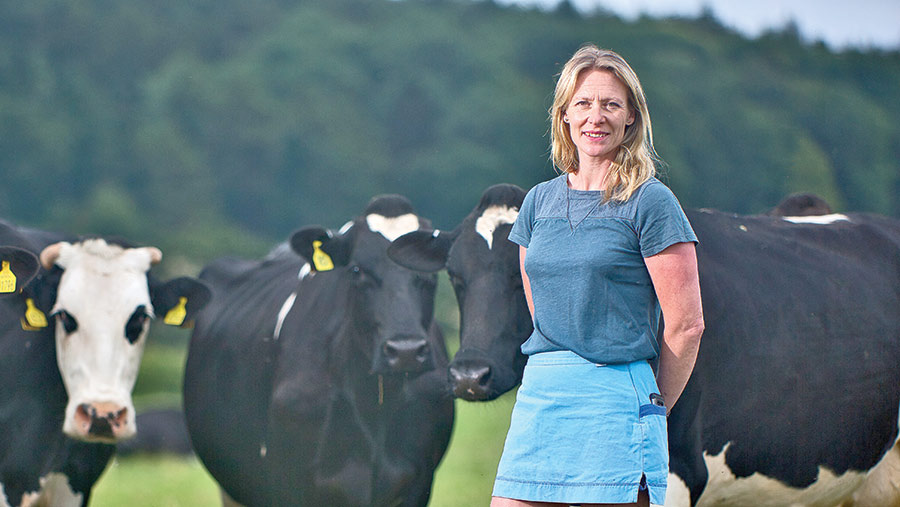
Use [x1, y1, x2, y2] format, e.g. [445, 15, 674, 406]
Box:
[75, 403, 94, 432]
[107, 407, 128, 428]
[77, 403, 94, 418]
[474, 366, 491, 386]
[416, 343, 429, 362]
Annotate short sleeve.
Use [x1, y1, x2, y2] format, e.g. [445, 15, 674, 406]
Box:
[508, 185, 537, 248]
[635, 181, 698, 257]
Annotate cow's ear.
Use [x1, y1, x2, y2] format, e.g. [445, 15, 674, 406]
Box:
[388, 229, 457, 273]
[0, 247, 39, 295]
[151, 277, 212, 328]
[290, 226, 352, 272]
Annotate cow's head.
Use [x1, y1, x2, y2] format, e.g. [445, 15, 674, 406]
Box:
[767, 192, 833, 217]
[291, 195, 441, 376]
[389, 184, 531, 400]
[39, 239, 210, 443]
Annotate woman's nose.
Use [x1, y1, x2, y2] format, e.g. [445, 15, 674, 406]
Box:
[587, 104, 605, 124]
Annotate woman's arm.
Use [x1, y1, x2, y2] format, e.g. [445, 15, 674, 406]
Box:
[644, 241, 704, 413]
[519, 245, 534, 320]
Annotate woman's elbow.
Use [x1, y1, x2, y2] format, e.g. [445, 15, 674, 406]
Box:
[687, 317, 705, 342]
[670, 315, 704, 348]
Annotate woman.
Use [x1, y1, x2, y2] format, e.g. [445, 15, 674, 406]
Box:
[491, 44, 704, 507]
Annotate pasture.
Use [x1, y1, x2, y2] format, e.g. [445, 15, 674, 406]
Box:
[89, 274, 514, 506]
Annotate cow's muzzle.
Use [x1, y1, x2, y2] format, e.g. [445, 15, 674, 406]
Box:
[69, 402, 132, 442]
[376, 335, 432, 373]
[449, 359, 493, 401]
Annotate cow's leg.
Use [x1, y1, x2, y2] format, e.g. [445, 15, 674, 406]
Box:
[665, 386, 707, 506]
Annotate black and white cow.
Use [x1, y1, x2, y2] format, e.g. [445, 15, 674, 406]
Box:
[389, 186, 900, 506]
[183, 195, 453, 506]
[388, 184, 530, 401]
[0, 220, 210, 507]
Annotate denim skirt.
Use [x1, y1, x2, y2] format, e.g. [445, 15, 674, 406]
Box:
[492, 350, 668, 505]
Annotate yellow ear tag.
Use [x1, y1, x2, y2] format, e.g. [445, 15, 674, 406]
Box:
[21, 298, 48, 331]
[312, 240, 334, 271]
[0, 260, 17, 293]
[164, 297, 188, 326]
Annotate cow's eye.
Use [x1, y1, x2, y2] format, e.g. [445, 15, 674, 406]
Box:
[52, 310, 78, 334]
[447, 271, 463, 289]
[414, 274, 437, 292]
[124, 305, 150, 344]
[350, 265, 379, 288]
[447, 273, 466, 301]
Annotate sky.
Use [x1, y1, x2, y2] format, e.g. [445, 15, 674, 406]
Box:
[498, 0, 900, 50]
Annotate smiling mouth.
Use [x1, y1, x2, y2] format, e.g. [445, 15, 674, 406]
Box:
[584, 131, 608, 139]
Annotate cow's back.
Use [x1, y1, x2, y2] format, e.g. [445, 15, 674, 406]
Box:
[676, 209, 900, 504]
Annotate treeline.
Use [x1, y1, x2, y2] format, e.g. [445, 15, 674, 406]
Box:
[2, 0, 898, 270]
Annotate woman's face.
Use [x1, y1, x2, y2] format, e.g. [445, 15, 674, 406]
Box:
[564, 69, 635, 168]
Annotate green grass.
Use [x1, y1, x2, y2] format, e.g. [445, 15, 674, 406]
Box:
[428, 393, 516, 506]
[88, 394, 516, 506]
[90, 455, 219, 506]
[132, 341, 188, 411]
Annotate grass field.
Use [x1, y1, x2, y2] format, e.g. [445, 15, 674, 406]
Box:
[89, 393, 516, 506]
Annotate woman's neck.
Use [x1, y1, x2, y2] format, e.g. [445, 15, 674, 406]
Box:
[567, 162, 610, 191]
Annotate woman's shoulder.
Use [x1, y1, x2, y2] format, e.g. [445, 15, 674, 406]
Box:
[529, 173, 566, 195]
[632, 177, 681, 206]
[523, 174, 566, 206]
[609, 177, 685, 223]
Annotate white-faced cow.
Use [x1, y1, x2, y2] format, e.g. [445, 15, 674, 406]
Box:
[389, 185, 900, 506]
[183, 195, 453, 506]
[0, 220, 211, 507]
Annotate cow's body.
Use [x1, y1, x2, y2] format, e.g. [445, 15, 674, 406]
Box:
[389, 186, 900, 506]
[669, 208, 900, 506]
[183, 196, 453, 506]
[0, 220, 209, 507]
[115, 409, 194, 457]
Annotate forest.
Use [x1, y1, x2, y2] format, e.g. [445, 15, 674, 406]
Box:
[2, 0, 898, 275]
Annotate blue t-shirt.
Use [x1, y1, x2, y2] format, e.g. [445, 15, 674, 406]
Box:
[508, 173, 697, 364]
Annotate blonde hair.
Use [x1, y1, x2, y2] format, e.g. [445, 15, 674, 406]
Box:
[550, 44, 659, 202]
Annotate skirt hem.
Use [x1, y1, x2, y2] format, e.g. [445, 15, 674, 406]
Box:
[492, 477, 666, 504]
